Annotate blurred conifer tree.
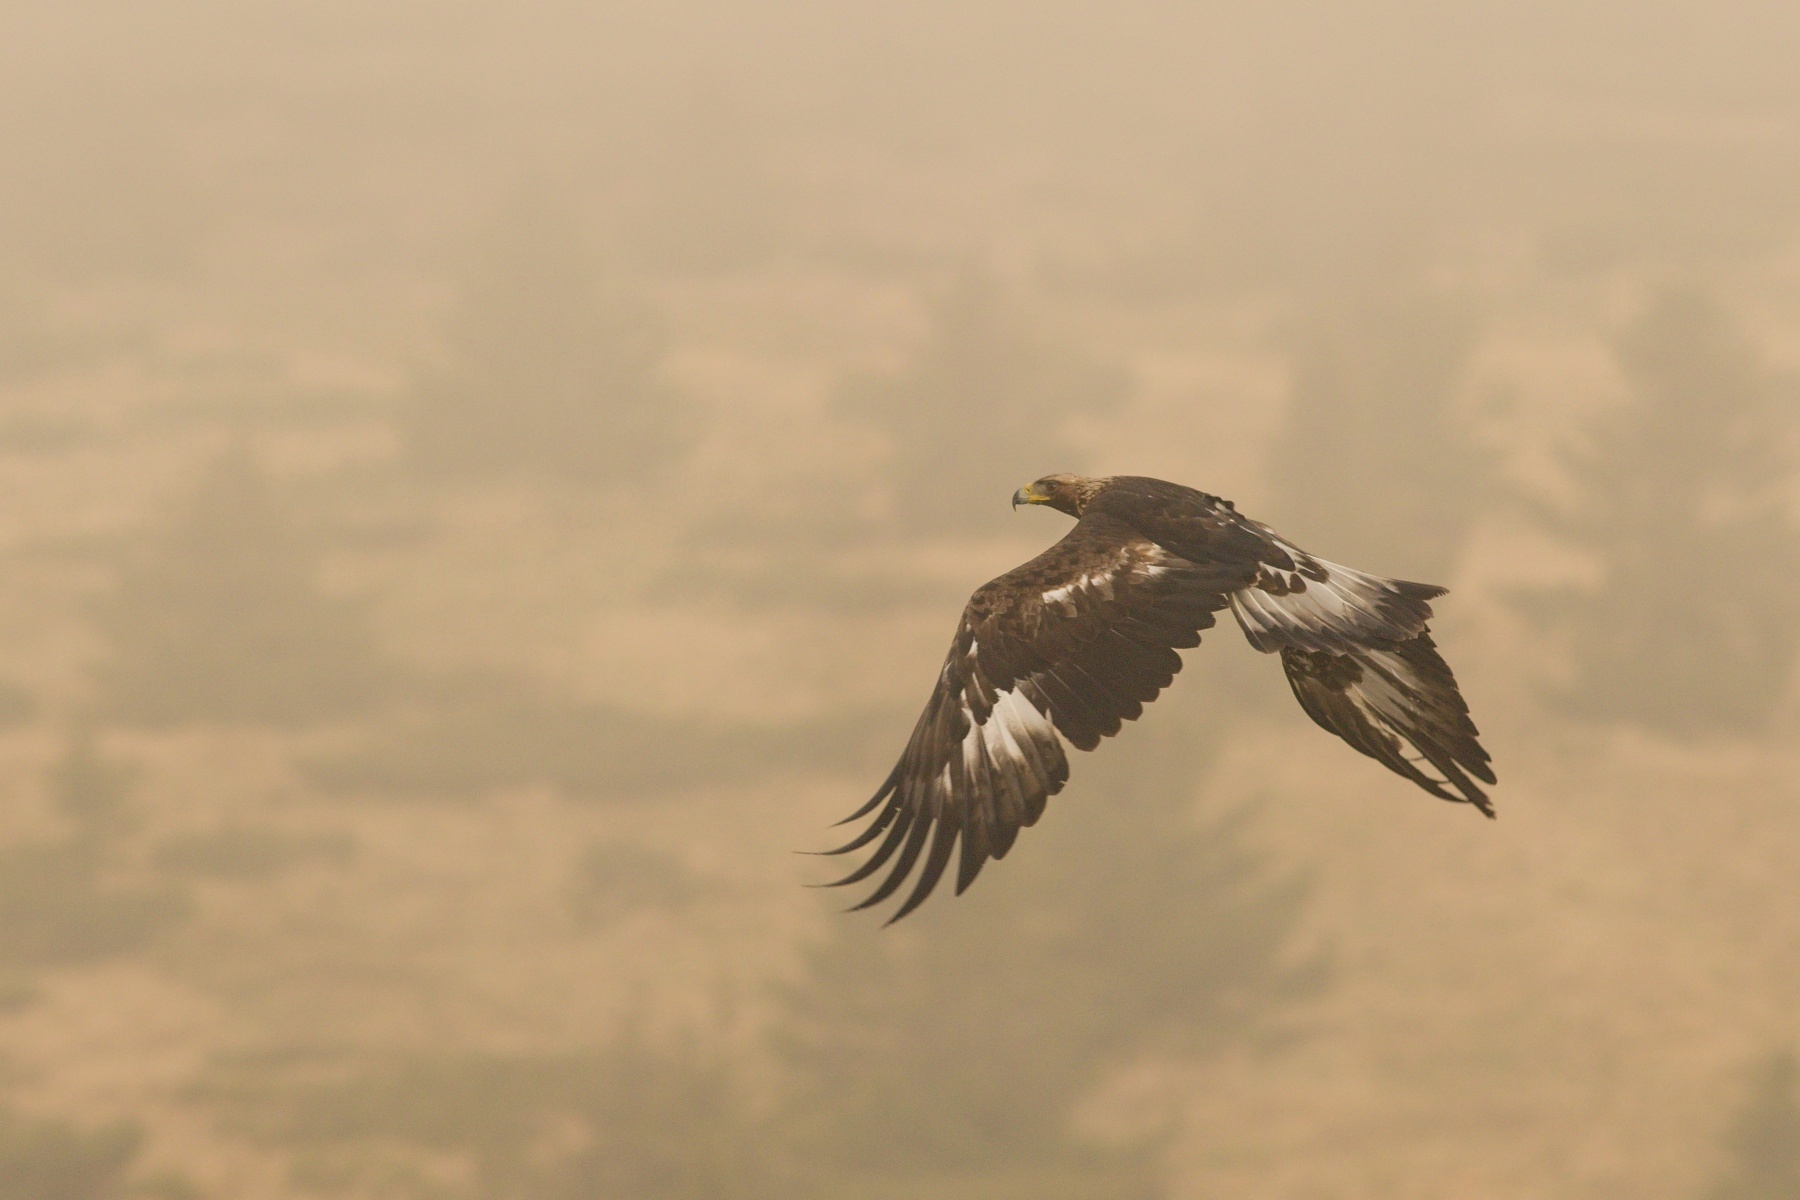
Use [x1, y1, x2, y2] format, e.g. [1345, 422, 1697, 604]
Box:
[199, 1030, 787, 1200]
[51, 723, 135, 845]
[0, 730, 184, 993]
[403, 191, 693, 486]
[0, 1108, 142, 1200]
[1262, 292, 1496, 582]
[1702, 1050, 1800, 1200]
[775, 713, 1320, 1197]
[0, 838, 183, 983]
[836, 271, 1130, 538]
[621, 88, 787, 274]
[93, 443, 387, 726]
[1524, 288, 1800, 737]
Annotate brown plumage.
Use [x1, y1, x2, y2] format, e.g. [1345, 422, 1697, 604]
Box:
[819, 473, 1496, 923]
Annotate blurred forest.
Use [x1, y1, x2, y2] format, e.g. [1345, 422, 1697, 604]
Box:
[1517, 288, 1800, 736]
[1703, 1050, 1800, 1200]
[0, 2, 1797, 1198]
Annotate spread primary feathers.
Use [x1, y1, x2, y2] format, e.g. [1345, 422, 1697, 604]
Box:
[818, 473, 1495, 924]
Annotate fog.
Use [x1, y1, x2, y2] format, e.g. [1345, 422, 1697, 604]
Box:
[1, 2, 1799, 1196]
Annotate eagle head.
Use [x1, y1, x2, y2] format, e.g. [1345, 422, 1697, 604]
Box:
[1012, 473, 1097, 518]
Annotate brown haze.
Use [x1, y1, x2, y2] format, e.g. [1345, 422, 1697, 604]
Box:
[1, 2, 1799, 1197]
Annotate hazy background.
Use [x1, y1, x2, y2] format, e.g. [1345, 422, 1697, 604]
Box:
[1, 2, 1799, 1197]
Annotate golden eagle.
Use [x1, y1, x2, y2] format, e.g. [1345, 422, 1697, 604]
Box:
[820, 473, 1495, 923]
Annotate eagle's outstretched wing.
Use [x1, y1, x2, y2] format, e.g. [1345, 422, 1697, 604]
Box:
[1210, 520, 1496, 814]
[820, 475, 1496, 923]
[817, 511, 1249, 923]
[1079, 477, 1494, 813]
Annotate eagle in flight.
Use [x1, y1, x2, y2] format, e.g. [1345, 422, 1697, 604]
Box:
[819, 473, 1495, 923]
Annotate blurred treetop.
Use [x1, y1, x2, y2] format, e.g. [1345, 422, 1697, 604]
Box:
[1526, 288, 1800, 738]
[836, 270, 1131, 537]
[776, 712, 1321, 1196]
[1702, 1050, 1800, 1200]
[0, 1106, 143, 1200]
[0, 730, 185, 994]
[1263, 291, 1496, 583]
[403, 190, 694, 487]
[93, 443, 388, 727]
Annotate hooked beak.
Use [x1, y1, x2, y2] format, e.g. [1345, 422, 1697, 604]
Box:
[1012, 484, 1045, 510]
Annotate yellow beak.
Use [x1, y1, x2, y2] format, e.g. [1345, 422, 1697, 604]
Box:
[1012, 484, 1047, 509]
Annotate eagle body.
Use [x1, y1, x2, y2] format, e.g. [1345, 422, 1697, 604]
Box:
[823, 474, 1496, 923]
